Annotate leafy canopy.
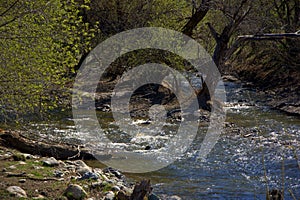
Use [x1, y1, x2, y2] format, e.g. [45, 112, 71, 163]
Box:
[0, 0, 95, 121]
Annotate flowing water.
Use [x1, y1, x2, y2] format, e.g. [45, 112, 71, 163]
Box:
[22, 81, 300, 199]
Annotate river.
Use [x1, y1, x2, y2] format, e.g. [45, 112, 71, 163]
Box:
[26, 81, 300, 199]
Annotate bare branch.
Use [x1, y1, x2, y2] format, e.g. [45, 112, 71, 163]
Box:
[0, 0, 19, 17]
[182, 0, 211, 36]
[206, 22, 219, 40]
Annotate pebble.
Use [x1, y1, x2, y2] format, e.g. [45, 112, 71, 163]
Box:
[18, 178, 26, 183]
[23, 153, 33, 159]
[42, 157, 59, 167]
[104, 191, 115, 200]
[53, 170, 65, 177]
[8, 165, 16, 169]
[7, 186, 27, 198]
[91, 181, 102, 189]
[19, 161, 27, 165]
[63, 184, 87, 200]
[111, 185, 120, 192]
[32, 194, 45, 199]
[103, 167, 123, 179]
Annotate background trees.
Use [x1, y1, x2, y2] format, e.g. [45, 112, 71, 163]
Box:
[1, 0, 299, 122]
[0, 0, 95, 121]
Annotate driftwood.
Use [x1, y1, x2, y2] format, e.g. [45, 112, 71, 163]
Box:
[130, 180, 152, 200]
[0, 130, 98, 160]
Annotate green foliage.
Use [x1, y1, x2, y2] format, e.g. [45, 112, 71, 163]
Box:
[0, 0, 95, 122]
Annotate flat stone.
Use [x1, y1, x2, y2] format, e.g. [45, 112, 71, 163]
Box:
[64, 184, 87, 200]
[7, 186, 27, 198]
[42, 157, 59, 167]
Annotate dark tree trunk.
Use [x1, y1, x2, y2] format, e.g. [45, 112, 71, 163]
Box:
[181, 0, 212, 110]
[182, 0, 211, 36]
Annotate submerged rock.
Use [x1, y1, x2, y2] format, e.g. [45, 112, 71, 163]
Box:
[7, 186, 27, 198]
[64, 184, 87, 200]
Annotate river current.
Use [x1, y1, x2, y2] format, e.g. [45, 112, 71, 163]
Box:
[27, 81, 300, 199]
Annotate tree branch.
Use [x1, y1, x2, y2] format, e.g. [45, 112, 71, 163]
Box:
[0, 0, 19, 17]
[182, 0, 211, 36]
[206, 22, 219, 40]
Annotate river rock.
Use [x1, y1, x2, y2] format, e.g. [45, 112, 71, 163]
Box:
[104, 191, 115, 200]
[18, 178, 26, 183]
[64, 184, 87, 200]
[111, 185, 121, 192]
[12, 153, 26, 161]
[91, 181, 102, 189]
[103, 167, 123, 179]
[74, 160, 92, 175]
[7, 186, 27, 198]
[78, 171, 99, 180]
[42, 157, 59, 167]
[32, 194, 45, 199]
[53, 170, 64, 177]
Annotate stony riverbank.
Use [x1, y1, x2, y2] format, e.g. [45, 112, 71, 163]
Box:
[0, 145, 181, 199]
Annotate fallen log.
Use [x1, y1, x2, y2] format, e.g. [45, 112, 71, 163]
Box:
[0, 130, 102, 160]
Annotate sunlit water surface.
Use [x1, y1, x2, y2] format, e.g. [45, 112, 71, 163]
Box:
[23, 82, 300, 199]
